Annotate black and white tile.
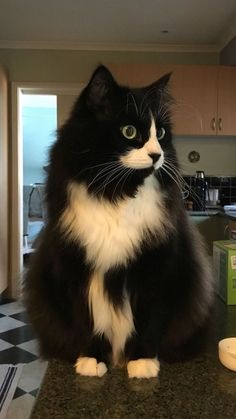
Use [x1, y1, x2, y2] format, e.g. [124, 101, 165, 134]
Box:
[0, 299, 48, 419]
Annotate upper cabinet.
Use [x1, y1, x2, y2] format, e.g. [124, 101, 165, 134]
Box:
[108, 63, 236, 137]
[172, 65, 236, 136]
[171, 66, 218, 136]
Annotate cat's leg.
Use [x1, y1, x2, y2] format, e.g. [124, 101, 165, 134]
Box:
[75, 357, 107, 377]
[127, 358, 160, 379]
[125, 335, 160, 378]
[124, 308, 164, 379]
[75, 335, 110, 377]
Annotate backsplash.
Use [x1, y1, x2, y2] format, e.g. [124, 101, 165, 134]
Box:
[183, 176, 236, 206]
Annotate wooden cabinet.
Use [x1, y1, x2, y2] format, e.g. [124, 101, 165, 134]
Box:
[172, 66, 218, 136]
[217, 67, 236, 136]
[108, 63, 236, 137]
[172, 66, 236, 136]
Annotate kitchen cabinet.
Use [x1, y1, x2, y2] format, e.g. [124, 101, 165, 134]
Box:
[169, 65, 236, 136]
[217, 67, 236, 135]
[172, 66, 218, 136]
[108, 63, 236, 136]
[190, 215, 228, 255]
[228, 219, 236, 237]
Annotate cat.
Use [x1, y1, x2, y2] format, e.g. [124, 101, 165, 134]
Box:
[24, 65, 213, 379]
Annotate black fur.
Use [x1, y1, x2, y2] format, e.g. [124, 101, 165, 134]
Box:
[24, 66, 213, 368]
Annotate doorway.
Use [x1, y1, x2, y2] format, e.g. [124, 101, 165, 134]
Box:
[22, 94, 57, 260]
[10, 83, 82, 298]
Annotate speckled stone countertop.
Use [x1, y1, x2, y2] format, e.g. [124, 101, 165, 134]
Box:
[31, 300, 236, 419]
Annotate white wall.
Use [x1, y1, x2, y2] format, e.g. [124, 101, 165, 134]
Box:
[175, 136, 236, 176]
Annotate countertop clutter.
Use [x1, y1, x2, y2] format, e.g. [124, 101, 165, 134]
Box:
[31, 299, 236, 419]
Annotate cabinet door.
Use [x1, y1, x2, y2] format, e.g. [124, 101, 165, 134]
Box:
[217, 67, 236, 136]
[172, 66, 218, 136]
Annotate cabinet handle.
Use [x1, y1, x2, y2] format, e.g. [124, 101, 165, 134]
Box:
[210, 118, 216, 131]
[218, 118, 222, 131]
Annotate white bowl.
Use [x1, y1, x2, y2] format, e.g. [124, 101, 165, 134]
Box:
[219, 338, 236, 372]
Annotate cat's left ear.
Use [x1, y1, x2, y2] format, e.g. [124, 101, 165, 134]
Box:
[86, 65, 117, 109]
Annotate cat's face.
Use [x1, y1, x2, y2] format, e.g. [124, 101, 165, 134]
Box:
[64, 65, 176, 200]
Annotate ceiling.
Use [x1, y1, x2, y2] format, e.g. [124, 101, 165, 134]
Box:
[0, 0, 236, 51]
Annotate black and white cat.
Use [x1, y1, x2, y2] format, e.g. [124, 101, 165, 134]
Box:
[24, 66, 213, 379]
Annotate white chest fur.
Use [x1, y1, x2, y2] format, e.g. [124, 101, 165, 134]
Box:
[60, 175, 167, 272]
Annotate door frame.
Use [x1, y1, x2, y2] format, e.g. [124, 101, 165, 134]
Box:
[0, 67, 8, 295]
[10, 82, 83, 298]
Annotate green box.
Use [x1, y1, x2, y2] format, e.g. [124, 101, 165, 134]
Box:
[213, 240, 236, 305]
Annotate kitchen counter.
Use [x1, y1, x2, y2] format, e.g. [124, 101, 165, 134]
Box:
[31, 299, 236, 419]
[188, 208, 236, 220]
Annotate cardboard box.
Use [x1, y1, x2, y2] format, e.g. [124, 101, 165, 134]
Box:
[213, 240, 236, 305]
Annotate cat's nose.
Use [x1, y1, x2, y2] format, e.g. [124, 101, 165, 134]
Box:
[148, 153, 161, 164]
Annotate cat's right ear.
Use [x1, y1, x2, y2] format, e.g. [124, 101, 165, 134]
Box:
[85, 65, 117, 109]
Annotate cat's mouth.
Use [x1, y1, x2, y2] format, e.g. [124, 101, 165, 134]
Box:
[120, 151, 164, 172]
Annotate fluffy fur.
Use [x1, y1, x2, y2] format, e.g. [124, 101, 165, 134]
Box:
[24, 66, 213, 378]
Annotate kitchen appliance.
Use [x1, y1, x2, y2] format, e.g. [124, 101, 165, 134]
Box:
[192, 170, 208, 211]
[206, 188, 220, 206]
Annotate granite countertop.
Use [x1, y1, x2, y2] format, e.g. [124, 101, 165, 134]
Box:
[31, 299, 236, 419]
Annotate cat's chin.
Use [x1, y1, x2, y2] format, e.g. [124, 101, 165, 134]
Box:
[134, 166, 155, 181]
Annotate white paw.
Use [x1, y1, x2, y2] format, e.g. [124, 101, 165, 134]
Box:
[74, 357, 108, 377]
[127, 358, 160, 379]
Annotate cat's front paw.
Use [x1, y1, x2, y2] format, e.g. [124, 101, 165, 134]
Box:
[75, 357, 108, 377]
[127, 358, 160, 379]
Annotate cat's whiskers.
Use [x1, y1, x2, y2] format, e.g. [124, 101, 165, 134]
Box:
[161, 164, 183, 194]
[94, 165, 127, 197]
[140, 85, 164, 117]
[111, 167, 134, 201]
[164, 159, 187, 188]
[81, 160, 119, 173]
[139, 85, 159, 118]
[163, 166, 183, 192]
[87, 162, 122, 189]
[141, 98, 170, 124]
[99, 165, 126, 199]
[163, 158, 205, 209]
[161, 156, 187, 192]
[126, 92, 139, 117]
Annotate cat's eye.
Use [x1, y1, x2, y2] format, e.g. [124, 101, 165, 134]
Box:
[157, 127, 166, 141]
[121, 125, 137, 140]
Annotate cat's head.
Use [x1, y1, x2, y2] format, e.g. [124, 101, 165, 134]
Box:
[60, 65, 177, 201]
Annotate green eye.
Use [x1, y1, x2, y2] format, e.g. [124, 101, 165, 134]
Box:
[121, 125, 137, 140]
[157, 127, 165, 141]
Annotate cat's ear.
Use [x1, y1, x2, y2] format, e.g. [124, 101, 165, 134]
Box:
[149, 72, 172, 91]
[86, 65, 117, 109]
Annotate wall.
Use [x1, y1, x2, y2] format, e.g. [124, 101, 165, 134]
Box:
[220, 36, 236, 65]
[175, 136, 236, 176]
[0, 48, 218, 83]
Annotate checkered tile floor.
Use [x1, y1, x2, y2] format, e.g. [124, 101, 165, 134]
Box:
[0, 299, 48, 419]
